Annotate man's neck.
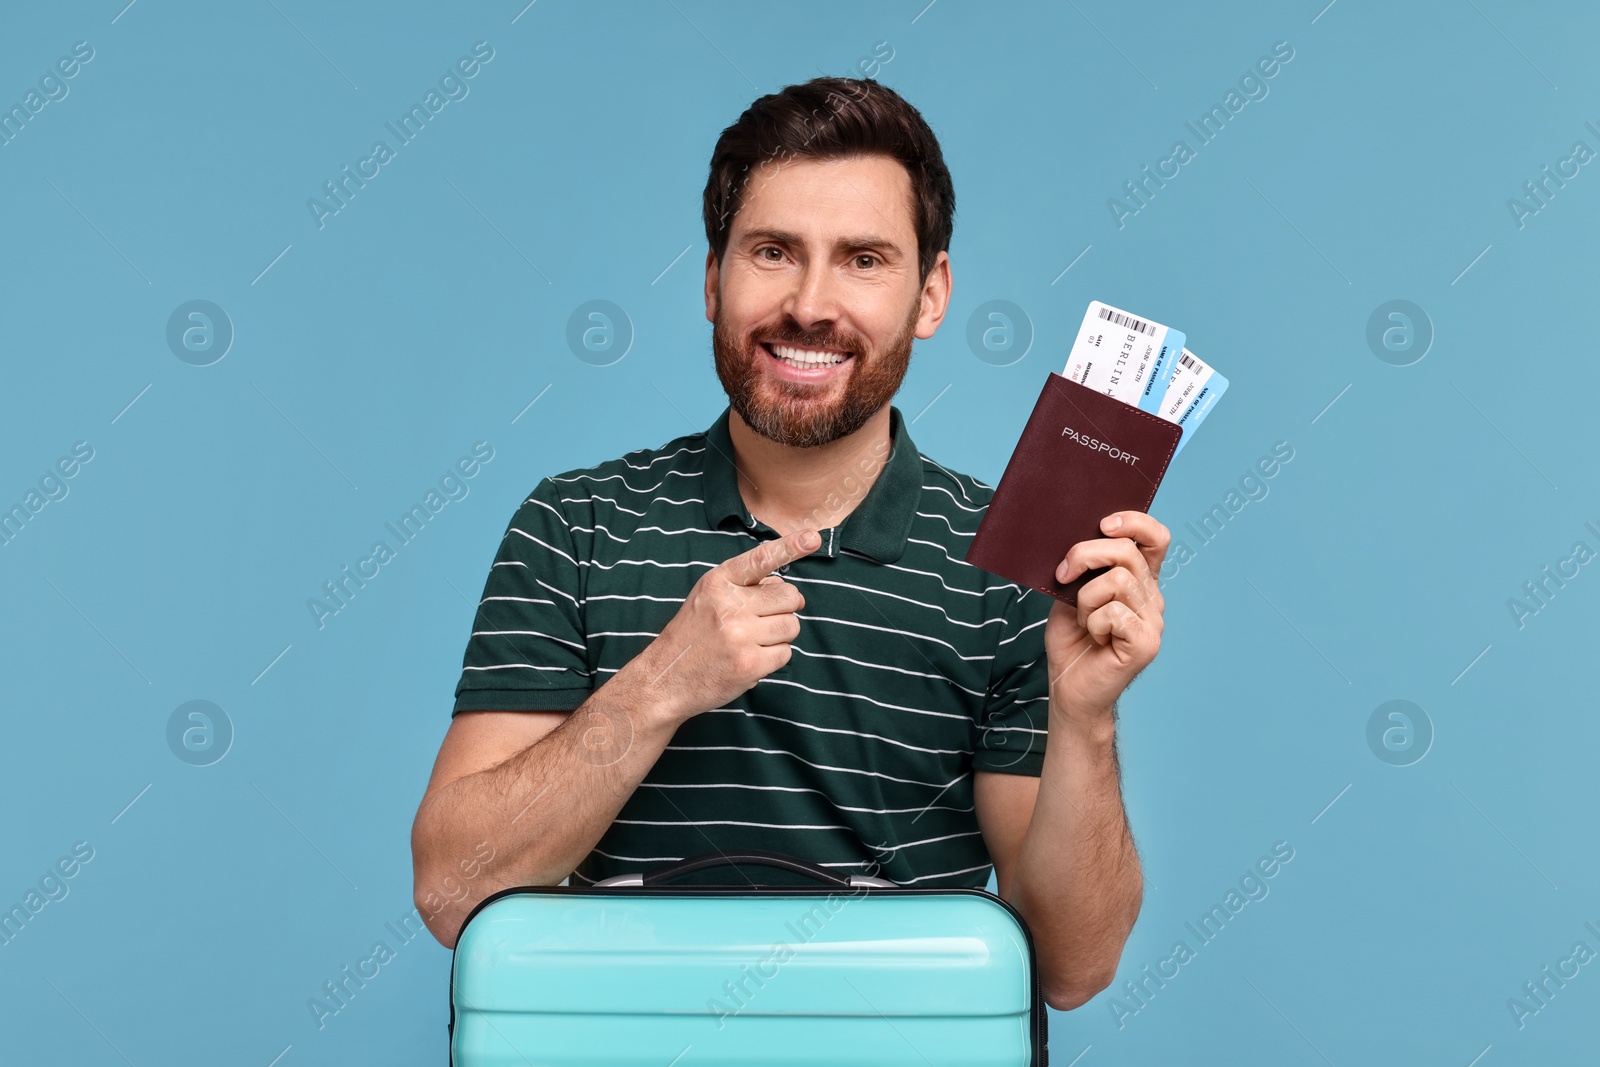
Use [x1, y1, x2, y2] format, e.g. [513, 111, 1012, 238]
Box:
[728, 405, 894, 537]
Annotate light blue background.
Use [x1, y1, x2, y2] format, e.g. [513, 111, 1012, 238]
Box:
[2, 1, 1596, 1064]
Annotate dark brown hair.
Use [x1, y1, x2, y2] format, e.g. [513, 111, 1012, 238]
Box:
[702, 77, 955, 285]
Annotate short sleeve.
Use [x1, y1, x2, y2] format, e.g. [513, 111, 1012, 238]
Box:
[452, 477, 593, 715]
[973, 586, 1052, 776]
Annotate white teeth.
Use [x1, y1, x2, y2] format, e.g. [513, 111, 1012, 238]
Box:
[769, 343, 847, 367]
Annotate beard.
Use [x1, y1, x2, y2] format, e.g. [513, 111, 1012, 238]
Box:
[712, 293, 920, 449]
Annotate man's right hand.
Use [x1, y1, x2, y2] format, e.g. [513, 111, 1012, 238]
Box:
[626, 527, 821, 723]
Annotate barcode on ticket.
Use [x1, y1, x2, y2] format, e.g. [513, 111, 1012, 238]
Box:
[1097, 305, 1155, 336]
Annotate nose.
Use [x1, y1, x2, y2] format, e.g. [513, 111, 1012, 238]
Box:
[782, 256, 844, 332]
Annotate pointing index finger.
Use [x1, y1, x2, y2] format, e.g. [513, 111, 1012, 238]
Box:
[723, 528, 821, 586]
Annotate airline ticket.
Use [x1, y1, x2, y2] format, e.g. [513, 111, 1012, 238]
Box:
[1062, 300, 1226, 455]
[1063, 300, 1185, 414]
[1159, 347, 1229, 455]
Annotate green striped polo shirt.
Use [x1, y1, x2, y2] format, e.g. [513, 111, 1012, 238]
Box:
[453, 402, 1054, 888]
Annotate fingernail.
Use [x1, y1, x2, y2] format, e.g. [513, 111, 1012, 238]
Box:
[1104, 515, 1122, 532]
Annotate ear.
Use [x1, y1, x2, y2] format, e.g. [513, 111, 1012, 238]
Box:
[704, 249, 720, 324]
[914, 250, 952, 340]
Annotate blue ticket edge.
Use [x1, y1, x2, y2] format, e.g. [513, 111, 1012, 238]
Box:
[1171, 357, 1228, 456]
[1137, 327, 1186, 414]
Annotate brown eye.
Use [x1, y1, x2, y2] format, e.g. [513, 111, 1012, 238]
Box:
[855, 254, 877, 269]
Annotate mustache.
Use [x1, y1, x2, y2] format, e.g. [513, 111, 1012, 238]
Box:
[756, 333, 859, 352]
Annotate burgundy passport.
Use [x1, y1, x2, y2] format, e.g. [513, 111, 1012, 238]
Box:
[966, 372, 1183, 605]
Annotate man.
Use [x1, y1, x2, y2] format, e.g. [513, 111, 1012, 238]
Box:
[410, 76, 1170, 1012]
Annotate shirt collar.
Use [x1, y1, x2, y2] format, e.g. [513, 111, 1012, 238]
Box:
[701, 404, 923, 564]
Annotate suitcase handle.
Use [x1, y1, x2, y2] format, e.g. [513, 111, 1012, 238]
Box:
[639, 849, 853, 888]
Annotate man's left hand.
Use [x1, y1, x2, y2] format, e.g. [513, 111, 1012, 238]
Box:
[1044, 510, 1169, 725]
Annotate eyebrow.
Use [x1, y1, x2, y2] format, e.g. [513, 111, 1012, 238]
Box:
[737, 227, 905, 258]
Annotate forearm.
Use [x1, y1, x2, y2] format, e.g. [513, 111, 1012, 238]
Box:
[1008, 707, 1142, 1009]
[412, 666, 684, 947]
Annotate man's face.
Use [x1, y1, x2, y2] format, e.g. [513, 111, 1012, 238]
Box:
[706, 153, 949, 449]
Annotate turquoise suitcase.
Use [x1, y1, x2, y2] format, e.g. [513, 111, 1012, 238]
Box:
[449, 850, 1048, 1066]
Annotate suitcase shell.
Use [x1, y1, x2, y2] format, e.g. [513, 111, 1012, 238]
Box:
[449, 851, 1048, 1066]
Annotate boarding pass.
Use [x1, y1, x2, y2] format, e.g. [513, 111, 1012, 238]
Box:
[1063, 301, 1227, 455]
[1160, 347, 1229, 455]
[1063, 300, 1185, 413]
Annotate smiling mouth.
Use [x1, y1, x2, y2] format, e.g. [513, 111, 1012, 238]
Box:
[761, 341, 853, 370]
